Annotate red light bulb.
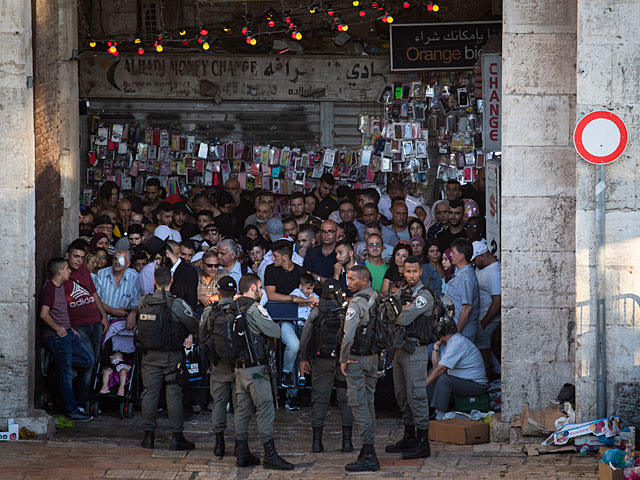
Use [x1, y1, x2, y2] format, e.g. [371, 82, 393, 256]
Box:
[328, 9, 334, 16]
[200, 29, 208, 36]
[242, 26, 248, 35]
[268, 20, 275, 27]
[403, 1, 410, 7]
[138, 47, 144, 55]
[359, 9, 366, 16]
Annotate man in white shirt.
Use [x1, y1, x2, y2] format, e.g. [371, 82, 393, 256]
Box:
[427, 319, 488, 420]
[378, 180, 430, 225]
[472, 240, 501, 379]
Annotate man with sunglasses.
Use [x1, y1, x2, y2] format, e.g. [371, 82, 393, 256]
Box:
[303, 220, 338, 285]
[198, 250, 220, 308]
[363, 233, 388, 292]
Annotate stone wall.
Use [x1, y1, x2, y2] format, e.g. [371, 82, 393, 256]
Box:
[575, 0, 640, 424]
[0, 0, 38, 418]
[500, 0, 578, 421]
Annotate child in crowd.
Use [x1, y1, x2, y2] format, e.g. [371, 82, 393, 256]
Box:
[99, 351, 133, 396]
[286, 273, 319, 388]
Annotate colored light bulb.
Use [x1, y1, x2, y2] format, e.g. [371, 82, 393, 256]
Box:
[203, 42, 210, 50]
[296, 32, 302, 40]
[138, 47, 144, 55]
[89, 41, 96, 48]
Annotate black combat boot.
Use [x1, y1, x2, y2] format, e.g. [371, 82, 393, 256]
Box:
[402, 428, 431, 459]
[170, 432, 195, 451]
[262, 439, 294, 470]
[341, 426, 353, 452]
[214, 431, 225, 458]
[312, 426, 324, 453]
[236, 440, 260, 467]
[141, 431, 154, 449]
[385, 424, 416, 453]
[345, 444, 380, 472]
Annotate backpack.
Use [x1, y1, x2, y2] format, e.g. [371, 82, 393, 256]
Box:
[351, 290, 402, 356]
[312, 299, 345, 358]
[199, 302, 223, 364]
[136, 290, 182, 352]
[212, 301, 249, 363]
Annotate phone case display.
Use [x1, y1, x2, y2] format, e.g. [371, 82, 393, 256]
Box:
[84, 120, 390, 200]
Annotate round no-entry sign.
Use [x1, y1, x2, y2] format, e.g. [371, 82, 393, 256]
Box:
[574, 111, 628, 164]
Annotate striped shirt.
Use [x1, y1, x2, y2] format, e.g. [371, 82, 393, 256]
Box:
[95, 267, 141, 318]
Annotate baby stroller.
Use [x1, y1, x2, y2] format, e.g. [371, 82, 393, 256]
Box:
[88, 319, 139, 418]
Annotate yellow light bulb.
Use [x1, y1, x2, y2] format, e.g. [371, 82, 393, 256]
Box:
[179, 29, 186, 36]
[343, 24, 349, 31]
[310, 7, 316, 13]
[156, 44, 163, 52]
[296, 32, 302, 40]
[89, 41, 96, 48]
[250, 38, 257, 46]
[203, 42, 210, 50]
[387, 15, 394, 23]
[134, 37, 141, 44]
[433, 4, 439, 11]
[352, 0, 359, 5]
[108, 46, 116, 54]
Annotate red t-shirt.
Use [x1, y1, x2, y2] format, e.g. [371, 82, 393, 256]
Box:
[64, 265, 101, 326]
[41, 280, 71, 338]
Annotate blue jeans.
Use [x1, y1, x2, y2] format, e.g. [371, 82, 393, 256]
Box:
[43, 330, 94, 414]
[279, 322, 300, 374]
[74, 323, 103, 405]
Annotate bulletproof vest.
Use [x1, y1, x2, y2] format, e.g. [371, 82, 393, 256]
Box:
[234, 296, 269, 364]
[404, 286, 438, 345]
[350, 290, 378, 356]
[137, 291, 186, 352]
[312, 298, 344, 358]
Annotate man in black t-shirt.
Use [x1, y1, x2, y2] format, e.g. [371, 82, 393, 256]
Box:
[461, 168, 486, 216]
[437, 199, 467, 253]
[312, 173, 339, 220]
[264, 240, 308, 304]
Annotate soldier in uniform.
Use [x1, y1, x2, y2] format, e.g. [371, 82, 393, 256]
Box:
[200, 276, 238, 458]
[340, 265, 380, 472]
[233, 273, 294, 471]
[139, 267, 199, 451]
[386, 255, 434, 459]
[299, 279, 354, 453]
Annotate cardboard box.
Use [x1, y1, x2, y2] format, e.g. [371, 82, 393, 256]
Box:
[429, 418, 490, 445]
[521, 403, 565, 436]
[599, 463, 624, 480]
[0, 419, 19, 441]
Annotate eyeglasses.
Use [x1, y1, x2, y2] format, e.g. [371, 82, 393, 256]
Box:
[367, 242, 382, 248]
[95, 254, 106, 259]
[204, 230, 219, 234]
[204, 263, 220, 268]
[339, 209, 354, 214]
[321, 229, 336, 234]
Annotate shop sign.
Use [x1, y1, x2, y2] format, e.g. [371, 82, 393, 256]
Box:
[482, 53, 501, 151]
[389, 21, 501, 71]
[485, 158, 500, 257]
[79, 54, 392, 102]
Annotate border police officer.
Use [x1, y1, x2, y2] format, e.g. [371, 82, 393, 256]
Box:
[386, 255, 434, 459]
[139, 267, 198, 451]
[299, 279, 354, 453]
[340, 265, 380, 472]
[233, 274, 294, 471]
[200, 276, 238, 458]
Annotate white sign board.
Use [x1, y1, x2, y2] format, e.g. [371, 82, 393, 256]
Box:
[485, 158, 500, 258]
[482, 53, 502, 152]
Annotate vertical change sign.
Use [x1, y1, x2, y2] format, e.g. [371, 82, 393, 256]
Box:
[574, 111, 628, 164]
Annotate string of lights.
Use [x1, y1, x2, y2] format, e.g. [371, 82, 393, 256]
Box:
[84, 0, 442, 55]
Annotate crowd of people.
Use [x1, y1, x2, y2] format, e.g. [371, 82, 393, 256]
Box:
[40, 170, 501, 471]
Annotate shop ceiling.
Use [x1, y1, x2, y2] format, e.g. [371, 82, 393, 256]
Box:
[78, 0, 500, 56]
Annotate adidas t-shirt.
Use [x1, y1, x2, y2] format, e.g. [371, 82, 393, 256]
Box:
[64, 265, 101, 326]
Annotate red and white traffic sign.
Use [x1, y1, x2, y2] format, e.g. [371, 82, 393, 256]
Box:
[574, 111, 628, 164]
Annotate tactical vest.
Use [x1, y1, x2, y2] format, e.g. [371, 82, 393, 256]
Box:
[137, 292, 186, 352]
[234, 296, 270, 364]
[312, 298, 344, 358]
[404, 286, 438, 345]
[350, 290, 378, 356]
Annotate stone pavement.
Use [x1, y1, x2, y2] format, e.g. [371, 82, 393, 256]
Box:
[3, 406, 600, 480]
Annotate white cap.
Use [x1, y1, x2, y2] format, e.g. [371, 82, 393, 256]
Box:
[154, 225, 182, 243]
[191, 251, 204, 263]
[471, 240, 489, 261]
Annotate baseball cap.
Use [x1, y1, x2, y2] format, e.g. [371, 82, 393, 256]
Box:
[218, 275, 237, 293]
[471, 240, 489, 261]
[266, 218, 284, 240]
[322, 279, 340, 295]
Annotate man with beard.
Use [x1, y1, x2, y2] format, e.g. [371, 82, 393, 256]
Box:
[225, 177, 254, 229]
[290, 192, 321, 227]
[437, 199, 466, 253]
[246, 202, 275, 237]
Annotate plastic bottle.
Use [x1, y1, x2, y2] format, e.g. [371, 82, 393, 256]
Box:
[579, 445, 589, 456]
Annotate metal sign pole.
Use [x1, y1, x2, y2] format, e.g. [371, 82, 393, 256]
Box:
[596, 164, 606, 418]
